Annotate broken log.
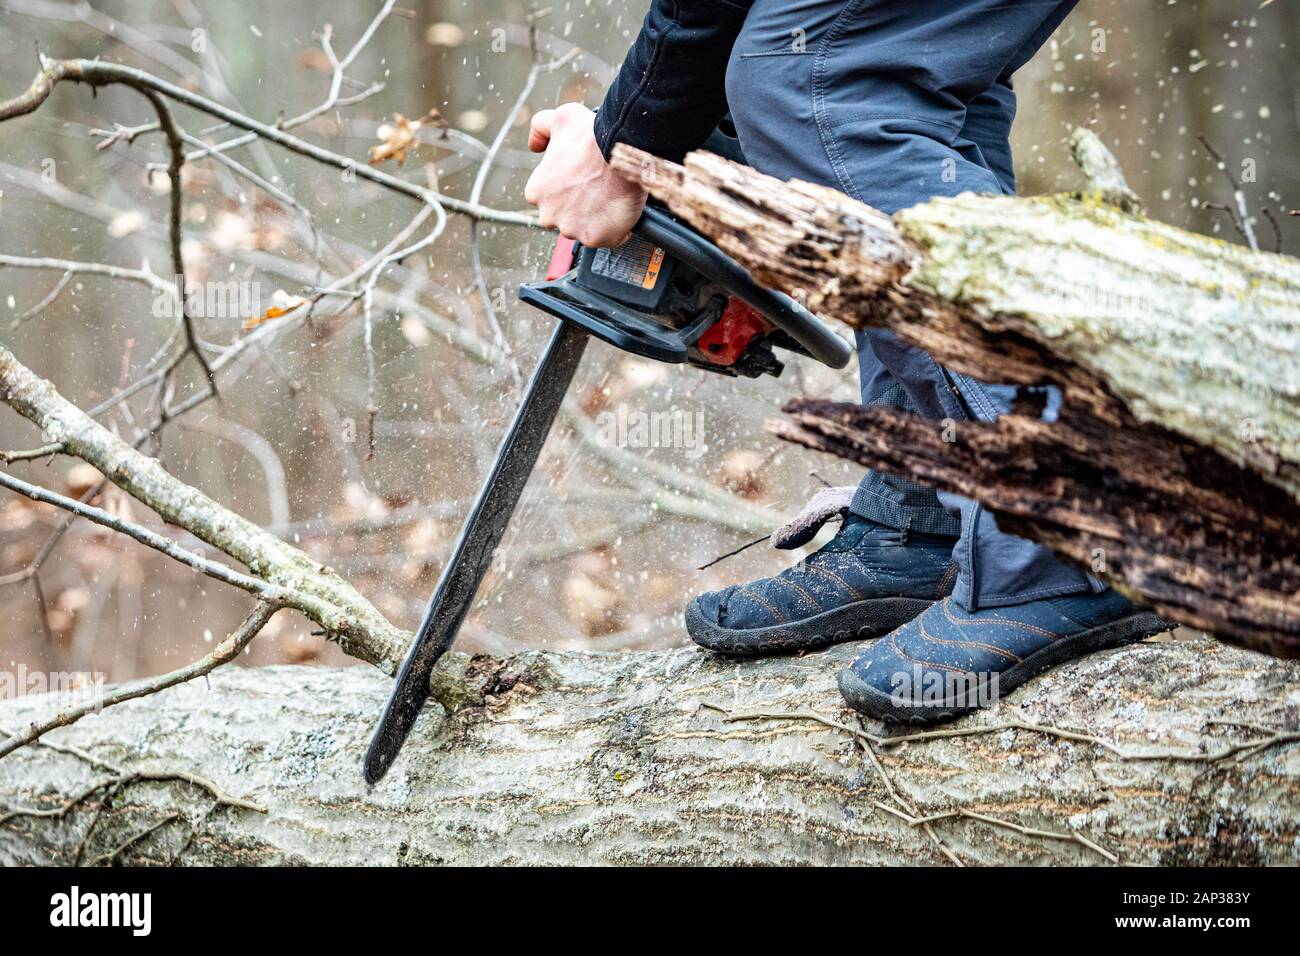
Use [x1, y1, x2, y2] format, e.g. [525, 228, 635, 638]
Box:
[611, 136, 1300, 659]
[1, 640, 1297, 866]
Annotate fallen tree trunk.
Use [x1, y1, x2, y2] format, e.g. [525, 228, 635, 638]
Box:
[1, 639, 1296, 865]
[611, 137, 1300, 659]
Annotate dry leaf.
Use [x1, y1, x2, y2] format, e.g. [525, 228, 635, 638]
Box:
[146, 168, 172, 195]
[47, 586, 90, 641]
[340, 481, 389, 521]
[210, 209, 252, 253]
[404, 517, 441, 553]
[368, 110, 447, 167]
[564, 546, 626, 637]
[579, 382, 612, 417]
[243, 289, 307, 330]
[278, 630, 325, 664]
[1, 497, 44, 532]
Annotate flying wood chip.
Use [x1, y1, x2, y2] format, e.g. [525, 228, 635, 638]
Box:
[368, 109, 448, 167]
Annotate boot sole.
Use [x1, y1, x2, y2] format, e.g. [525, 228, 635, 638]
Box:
[837, 611, 1177, 724]
[685, 595, 934, 657]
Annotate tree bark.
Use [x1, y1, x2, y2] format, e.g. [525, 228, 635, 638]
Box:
[611, 137, 1300, 659]
[1, 639, 1297, 866]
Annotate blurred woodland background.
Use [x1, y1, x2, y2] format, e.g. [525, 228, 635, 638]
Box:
[0, 0, 1296, 687]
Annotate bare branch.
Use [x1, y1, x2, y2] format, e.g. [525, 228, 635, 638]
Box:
[1, 58, 536, 226]
[1198, 134, 1259, 251]
[0, 342, 414, 670]
[0, 468, 289, 597]
[178, 1, 398, 165]
[0, 601, 279, 759]
[467, 45, 580, 397]
[141, 87, 219, 395]
[1263, 207, 1284, 254]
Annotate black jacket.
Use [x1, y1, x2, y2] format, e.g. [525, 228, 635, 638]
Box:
[593, 0, 753, 161]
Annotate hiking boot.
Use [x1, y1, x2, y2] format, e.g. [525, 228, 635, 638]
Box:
[685, 512, 958, 656]
[837, 590, 1177, 724]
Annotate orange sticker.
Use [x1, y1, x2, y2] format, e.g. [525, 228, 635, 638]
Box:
[641, 246, 666, 289]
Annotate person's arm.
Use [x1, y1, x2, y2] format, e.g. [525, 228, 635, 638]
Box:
[593, 0, 753, 162]
[524, 1, 752, 248]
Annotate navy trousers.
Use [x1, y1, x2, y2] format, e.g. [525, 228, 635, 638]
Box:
[725, 0, 1103, 609]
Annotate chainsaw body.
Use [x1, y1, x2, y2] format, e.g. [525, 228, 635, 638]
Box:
[521, 231, 785, 378]
[519, 205, 849, 378]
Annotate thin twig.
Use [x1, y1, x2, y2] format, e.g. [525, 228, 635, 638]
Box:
[0, 475, 109, 587]
[701, 703, 1299, 764]
[85, 812, 183, 867]
[857, 737, 963, 865]
[872, 799, 1118, 864]
[2, 58, 534, 225]
[1, 442, 62, 463]
[177, 2, 397, 166]
[357, 198, 448, 460]
[178, 129, 327, 282]
[467, 43, 579, 397]
[0, 253, 174, 296]
[0, 724, 267, 826]
[1202, 202, 1251, 246]
[0, 470, 300, 604]
[701, 701, 1124, 862]
[10, 269, 71, 326]
[6, 0, 235, 101]
[1262, 207, 1283, 254]
[141, 88, 219, 395]
[0, 601, 279, 759]
[1197, 135, 1258, 251]
[697, 534, 771, 570]
[72, 780, 122, 866]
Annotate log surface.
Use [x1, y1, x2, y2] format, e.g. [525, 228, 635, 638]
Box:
[2, 640, 1297, 866]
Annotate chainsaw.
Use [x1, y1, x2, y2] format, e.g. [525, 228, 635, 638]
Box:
[363, 202, 852, 784]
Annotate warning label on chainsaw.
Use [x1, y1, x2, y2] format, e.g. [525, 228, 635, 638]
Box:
[591, 239, 665, 290]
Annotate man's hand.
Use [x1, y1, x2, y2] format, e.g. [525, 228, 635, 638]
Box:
[524, 103, 647, 248]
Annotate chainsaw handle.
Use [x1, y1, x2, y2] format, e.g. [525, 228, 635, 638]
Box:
[633, 207, 853, 370]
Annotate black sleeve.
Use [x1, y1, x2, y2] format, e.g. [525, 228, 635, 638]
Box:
[593, 0, 753, 162]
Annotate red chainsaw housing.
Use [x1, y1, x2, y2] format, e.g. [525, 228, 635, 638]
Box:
[546, 236, 578, 280]
[543, 234, 772, 371]
[696, 297, 771, 366]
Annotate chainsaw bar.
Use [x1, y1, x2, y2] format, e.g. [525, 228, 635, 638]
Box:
[364, 204, 851, 784]
[363, 320, 590, 784]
